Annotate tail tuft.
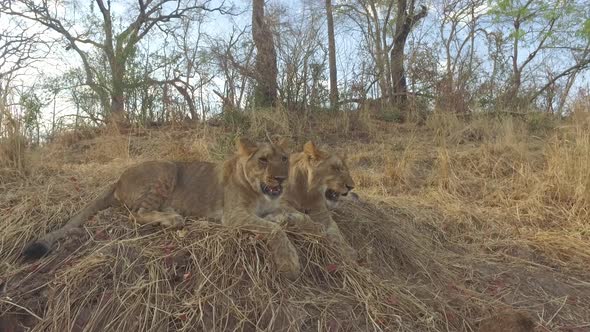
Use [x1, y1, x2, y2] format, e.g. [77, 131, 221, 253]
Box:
[22, 240, 51, 260]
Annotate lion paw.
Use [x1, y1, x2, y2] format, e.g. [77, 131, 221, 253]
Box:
[281, 213, 325, 235]
[160, 213, 185, 228]
[284, 212, 306, 222]
[268, 233, 301, 280]
[265, 213, 288, 225]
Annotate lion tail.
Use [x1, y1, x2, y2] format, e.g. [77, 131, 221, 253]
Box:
[22, 183, 117, 260]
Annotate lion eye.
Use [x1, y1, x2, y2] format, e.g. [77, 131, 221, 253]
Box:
[259, 157, 268, 164]
[281, 155, 288, 163]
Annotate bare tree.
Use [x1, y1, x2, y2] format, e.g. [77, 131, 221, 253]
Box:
[485, 0, 590, 111]
[2, 0, 227, 128]
[339, 0, 394, 102]
[530, 43, 590, 110]
[252, 0, 278, 107]
[170, 15, 216, 121]
[274, 1, 326, 111]
[326, 0, 338, 109]
[209, 26, 255, 112]
[338, 0, 426, 111]
[0, 15, 48, 139]
[436, 0, 485, 112]
[390, 1, 427, 108]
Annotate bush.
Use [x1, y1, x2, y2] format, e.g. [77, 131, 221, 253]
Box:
[525, 112, 556, 134]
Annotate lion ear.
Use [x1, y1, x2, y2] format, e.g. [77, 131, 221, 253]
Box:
[303, 141, 324, 160]
[276, 137, 290, 151]
[236, 137, 257, 156]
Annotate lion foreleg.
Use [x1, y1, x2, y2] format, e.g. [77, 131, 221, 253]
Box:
[225, 212, 301, 280]
[307, 209, 357, 261]
[324, 216, 357, 261]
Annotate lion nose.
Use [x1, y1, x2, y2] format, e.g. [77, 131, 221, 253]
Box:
[274, 176, 286, 184]
[345, 185, 354, 191]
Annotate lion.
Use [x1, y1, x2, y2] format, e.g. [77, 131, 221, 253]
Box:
[279, 141, 358, 260]
[22, 138, 304, 280]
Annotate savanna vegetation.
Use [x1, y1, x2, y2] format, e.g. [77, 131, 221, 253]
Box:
[1, 0, 590, 331]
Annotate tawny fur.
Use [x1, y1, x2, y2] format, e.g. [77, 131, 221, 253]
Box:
[23, 138, 304, 280]
[280, 141, 358, 260]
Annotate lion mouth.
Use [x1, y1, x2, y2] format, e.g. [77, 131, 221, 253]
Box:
[261, 183, 283, 198]
[325, 189, 346, 202]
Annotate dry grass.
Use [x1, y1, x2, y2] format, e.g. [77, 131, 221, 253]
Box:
[1, 110, 590, 331]
[0, 133, 27, 171]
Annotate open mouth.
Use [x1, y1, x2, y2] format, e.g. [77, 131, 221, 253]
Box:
[325, 189, 344, 201]
[261, 183, 283, 198]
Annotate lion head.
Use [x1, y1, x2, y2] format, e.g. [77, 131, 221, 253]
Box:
[230, 137, 290, 200]
[301, 141, 355, 209]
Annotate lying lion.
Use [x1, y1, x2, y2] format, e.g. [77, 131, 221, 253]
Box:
[22, 138, 304, 279]
[280, 141, 358, 260]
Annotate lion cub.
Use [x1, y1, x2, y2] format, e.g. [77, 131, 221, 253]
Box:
[23, 138, 303, 280]
[281, 141, 358, 260]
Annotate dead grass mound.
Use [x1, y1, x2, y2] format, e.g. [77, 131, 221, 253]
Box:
[0, 155, 498, 331]
[0, 224, 447, 331]
[0, 178, 465, 331]
[334, 200, 451, 282]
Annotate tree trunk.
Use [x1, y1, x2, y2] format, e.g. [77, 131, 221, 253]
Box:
[0, 87, 4, 138]
[389, 2, 427, 109]
[109, 95, 126, 129]
[173, 83, 198, 120]
[366, 2, 388, 101]
[252, 0, 278, 107]
[507, 19, 521, 103]
[390, 41, 408, 107]
[109, 58, 127, 129]
[326, 0, 338, 110]
[51, 93, 56, 136]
